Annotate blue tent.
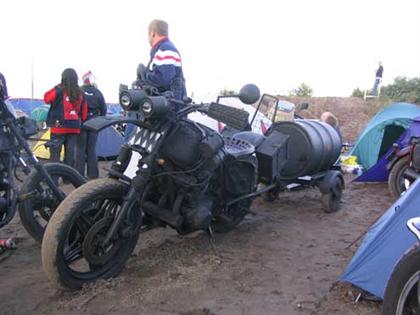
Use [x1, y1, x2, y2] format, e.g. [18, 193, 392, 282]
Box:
[341, 178, 420, 298]
[96, 126, 124, 159]
[9, 98, 46, 117]
[351, 103, 420, 173]
[8, 98, 122, 119]
[355, 117, 420, 182]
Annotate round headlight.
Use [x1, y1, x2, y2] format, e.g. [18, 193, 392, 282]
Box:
[140, 96, 169, 119]
[142, 101, 153, 115]
[119, 89, 148, 111]
[120, 94, 131, 108]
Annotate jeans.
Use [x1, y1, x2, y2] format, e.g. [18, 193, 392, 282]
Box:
[372, 78, 382, 96]
[75, 129, 99, 178]
[49, 133, 77, 168]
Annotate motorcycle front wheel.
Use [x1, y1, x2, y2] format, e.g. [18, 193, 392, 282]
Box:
[18, 162, 86, 243]
[382, 244, 420, 315]
[42, 178, 141, 290]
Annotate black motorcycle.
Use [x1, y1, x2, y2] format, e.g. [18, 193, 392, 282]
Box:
[382, 217, 420, 315]
[387, 137, 420, 199]
[0, 97, 85, 242]
[42, 84, 343, 289]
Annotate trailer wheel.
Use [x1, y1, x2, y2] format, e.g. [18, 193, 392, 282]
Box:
[321, 176, 343, 213]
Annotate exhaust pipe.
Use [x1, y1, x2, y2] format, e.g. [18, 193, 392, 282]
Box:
[142, 201, 183, 228]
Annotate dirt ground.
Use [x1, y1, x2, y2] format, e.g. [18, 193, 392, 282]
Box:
[0, 98, 395, 315]
[0, 177, 393, 315]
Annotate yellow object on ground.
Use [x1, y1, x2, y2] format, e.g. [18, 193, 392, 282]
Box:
[32, 129, 64, 159]
[340, 155, 363, 174]
[341, 155, 358, 166]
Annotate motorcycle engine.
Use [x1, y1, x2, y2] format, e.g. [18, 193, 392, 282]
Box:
[182, 195, 213, 233]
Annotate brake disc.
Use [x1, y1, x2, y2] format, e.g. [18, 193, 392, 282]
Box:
[82, 217, 122, 266]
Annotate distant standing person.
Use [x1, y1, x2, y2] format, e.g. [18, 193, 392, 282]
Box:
[44, 68, 88, 168]
[372, 62, 384, 96]
[75, 71, 107, 179]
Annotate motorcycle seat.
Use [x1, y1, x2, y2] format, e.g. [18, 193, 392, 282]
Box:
[233, 131, 266, 148]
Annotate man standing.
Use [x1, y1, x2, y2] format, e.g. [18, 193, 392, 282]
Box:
[372, 62, 384, 96]
[76, 71, 107, 179]
[138, 19, 187, 101]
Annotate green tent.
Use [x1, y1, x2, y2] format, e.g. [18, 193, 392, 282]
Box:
[350, 102, 420, 170]
[30, 104, 50, 123]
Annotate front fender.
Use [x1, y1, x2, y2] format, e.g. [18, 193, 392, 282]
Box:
[386, 147, 411, 171]
[83, 116, 149, 132]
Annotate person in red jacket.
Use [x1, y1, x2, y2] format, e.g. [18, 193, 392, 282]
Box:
[44, 68, 87, 168]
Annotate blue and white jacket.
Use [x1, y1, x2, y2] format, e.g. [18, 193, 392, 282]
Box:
[145, 38, 187, 100]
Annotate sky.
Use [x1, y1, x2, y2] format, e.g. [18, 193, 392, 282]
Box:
[1, 0, 419, 102]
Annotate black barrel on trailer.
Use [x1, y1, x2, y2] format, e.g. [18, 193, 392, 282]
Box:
[268, 119, 342, 180]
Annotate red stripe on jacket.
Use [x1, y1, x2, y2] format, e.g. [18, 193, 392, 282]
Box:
[154, 55, 181, 62]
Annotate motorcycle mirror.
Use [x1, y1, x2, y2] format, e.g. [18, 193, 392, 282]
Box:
[238, 84, 261, 105]
[276, 100, 295, 113]
[296, 103, 309, 111]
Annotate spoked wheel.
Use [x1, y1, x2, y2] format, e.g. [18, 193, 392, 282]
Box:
[321, 176, 344, 213]
[18, 163, 86, 243]
[42, 178, 141, 290]
[382, 245, 420, 315]
[388, 156, 417, 199]
[0, 189, 17, 229]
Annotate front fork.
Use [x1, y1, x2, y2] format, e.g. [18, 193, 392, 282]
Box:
[6, 118, 65, 201]
[102, 165, 151, 246]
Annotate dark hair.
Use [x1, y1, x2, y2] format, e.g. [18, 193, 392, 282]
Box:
[61, 68, 82, 103]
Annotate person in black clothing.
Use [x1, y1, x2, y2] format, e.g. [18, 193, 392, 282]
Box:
[0, 72, 9, 101]
[75, 71, 107, 179]
[372, 62, 384, 96]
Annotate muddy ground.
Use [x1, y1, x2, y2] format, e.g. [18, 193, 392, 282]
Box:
[0, 98, 395, 314]
[0, 175, 393, 315]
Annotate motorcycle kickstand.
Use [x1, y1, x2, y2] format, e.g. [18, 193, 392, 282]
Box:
[206, 226, 221, 258]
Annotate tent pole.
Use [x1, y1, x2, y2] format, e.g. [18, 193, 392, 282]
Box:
[31, 61, 34, 110]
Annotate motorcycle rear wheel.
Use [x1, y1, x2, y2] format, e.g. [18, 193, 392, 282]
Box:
[382, 244, 420, 315]
[42, 178, 141, 290]
[388, 156, 415, 199]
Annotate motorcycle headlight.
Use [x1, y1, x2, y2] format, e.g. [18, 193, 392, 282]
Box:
[142, 101, 153, 115]
[119, 89, 148, 111]
[120, 94, 131, 108]
[140, 96, 170, 119]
